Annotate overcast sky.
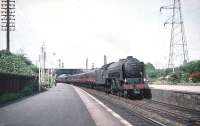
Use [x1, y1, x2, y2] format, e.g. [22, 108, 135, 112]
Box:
[0, 0, 200, 69]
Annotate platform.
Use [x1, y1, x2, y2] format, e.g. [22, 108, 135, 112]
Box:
[149, 84, 200, 94]
[149, 84, 200, 111]
[0, 83, 130, 126]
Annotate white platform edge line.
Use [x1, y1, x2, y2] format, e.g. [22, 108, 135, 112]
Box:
[72, 86, 133, 126]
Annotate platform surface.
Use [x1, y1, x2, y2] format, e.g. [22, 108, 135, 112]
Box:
[0, 83, 128, 126]
[149, 84, 200, 94]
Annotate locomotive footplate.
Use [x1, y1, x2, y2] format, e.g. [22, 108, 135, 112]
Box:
[123, 83, 145, 90]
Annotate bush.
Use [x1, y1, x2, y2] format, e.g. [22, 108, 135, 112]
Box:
[146, 60, 200, 84]
[0, 84, 36, 103]
[0, 50, 38, 75]
[190, 71, 200, 83]
[166, 73, 180, 84]
[20, 84, 34, 96]
[180, 60, 200, 74]
[0, 93, 18, 103]
[180, 72, 190, 83]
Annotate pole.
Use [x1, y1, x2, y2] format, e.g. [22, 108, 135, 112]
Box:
[47, 69, 50, 87]
[1, 0, 15, 51]
[6, 0, 10, 51]
[38, 55, 41, 92]
[41, 43, 46, 69]
[92, 63, 94, 69]
[104, 55, 107, 65]
[86, 58, 88, 69]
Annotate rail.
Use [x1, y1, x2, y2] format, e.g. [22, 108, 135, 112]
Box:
[82, 87, 200, 126]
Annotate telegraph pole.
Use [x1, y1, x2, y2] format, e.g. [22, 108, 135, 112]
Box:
[6, 0, 10, 51]
[1, 0, 15, 51]
[160, 0, 189, 71]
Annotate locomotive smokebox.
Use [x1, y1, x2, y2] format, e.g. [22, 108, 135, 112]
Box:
[124, 56, 144, 79]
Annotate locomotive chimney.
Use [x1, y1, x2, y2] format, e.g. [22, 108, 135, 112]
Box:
[127, 56, 133, 59]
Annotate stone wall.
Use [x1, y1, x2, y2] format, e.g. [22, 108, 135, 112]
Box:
[151, 89, 200, 111]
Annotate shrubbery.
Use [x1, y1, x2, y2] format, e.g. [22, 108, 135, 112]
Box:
[0, 85, 37, 104]
[145, 60, 200, 84]
[0, 50, 39, 103]
[0, 93, 18, 103]
[190, 71, 200, 83]
[0, 50, 38, 75]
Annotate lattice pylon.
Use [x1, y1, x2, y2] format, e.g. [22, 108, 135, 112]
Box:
[160, 0, 189, 71]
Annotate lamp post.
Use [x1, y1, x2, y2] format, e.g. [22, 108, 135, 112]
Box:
[38, 55, 42, 92]
[49, 52, 56, 87]
[45, 52, 57, 87]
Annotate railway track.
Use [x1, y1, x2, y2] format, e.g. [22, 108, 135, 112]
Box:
[147, 99, 200, 116]
[82, 87, 200, 126]
[82, 88, 166, 126]
[90, 91, 165, 126]
[145, 100, 200, 119]
[125, 99, 200, 125]
[126, 99, 200, 125]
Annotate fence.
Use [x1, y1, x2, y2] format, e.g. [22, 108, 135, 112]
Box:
[0, 72, 38, 93]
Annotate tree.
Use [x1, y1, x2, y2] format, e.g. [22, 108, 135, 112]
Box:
[145, 63, 157, 78]
[145, 63, 155, 71]
[179, 60, 200, 74]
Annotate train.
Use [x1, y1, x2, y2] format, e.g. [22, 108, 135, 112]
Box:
[56, 56, 152, 99]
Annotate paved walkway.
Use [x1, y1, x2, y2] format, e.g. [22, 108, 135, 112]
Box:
[0, 83, 128, 126]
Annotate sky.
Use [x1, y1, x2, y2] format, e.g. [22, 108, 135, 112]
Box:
[0, 0, 200, 69]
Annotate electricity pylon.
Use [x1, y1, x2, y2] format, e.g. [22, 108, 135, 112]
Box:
[160, 0, 189, 71]
[1, 0, 15, 51]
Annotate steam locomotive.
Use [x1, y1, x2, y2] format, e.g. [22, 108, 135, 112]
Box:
[59, 56, 152, 99]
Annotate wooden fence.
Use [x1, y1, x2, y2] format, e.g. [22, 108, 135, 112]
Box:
[0, 72, 38, 93]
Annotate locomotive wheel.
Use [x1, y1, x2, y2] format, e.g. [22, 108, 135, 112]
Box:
[143, 89, 152, 99]
[104, 86, 110, 94]
[105, 79, 112, 94]
[137, 91, 144, 100]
